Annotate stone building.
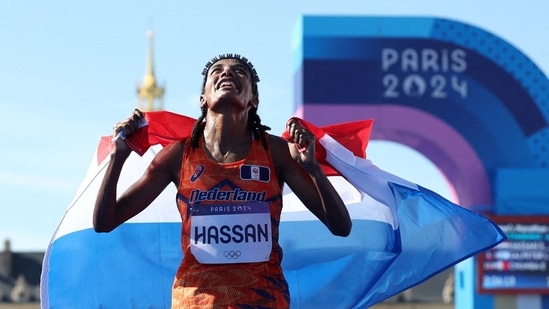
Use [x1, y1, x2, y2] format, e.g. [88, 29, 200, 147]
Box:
[0, 240, 42, 304]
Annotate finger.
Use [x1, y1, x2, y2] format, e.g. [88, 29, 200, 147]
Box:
[114, 120, 133, 138]
[287, 122, 298, 140]
[286, 120, 301, 133]
[288, 121, 296, 135]
[123, 124, 133, 137]
[286, 119, 297, 132]
[286, 120, 310, 147]
[296, 130, 310, 151]
[131, 109, 144, 122]
[294, 125, 306, 140]
[112, 122, 126, 141]
[299, 129, 311, 146]
[113, 121, 125, 134]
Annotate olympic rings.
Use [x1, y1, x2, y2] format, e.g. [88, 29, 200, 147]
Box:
[223, 250, 242, 260]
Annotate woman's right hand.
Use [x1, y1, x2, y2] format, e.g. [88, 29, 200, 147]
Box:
[112, 109, 145, 155]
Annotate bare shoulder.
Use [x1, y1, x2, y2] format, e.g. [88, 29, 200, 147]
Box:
[154, 139, 185, 160]
[160, 139, 186, 154]
[149, 139, 186, 183]
[268, 134, 290, 156]
[268, 134, 295, 177]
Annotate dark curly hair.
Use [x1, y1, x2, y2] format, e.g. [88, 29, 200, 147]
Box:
[191, 54, 271, 150]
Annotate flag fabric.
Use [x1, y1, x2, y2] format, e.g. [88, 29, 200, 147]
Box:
[281, 117, 507, 307]
[41, 111, 506, 309]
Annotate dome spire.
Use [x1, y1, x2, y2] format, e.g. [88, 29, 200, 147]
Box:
[137, 30, 165, 111]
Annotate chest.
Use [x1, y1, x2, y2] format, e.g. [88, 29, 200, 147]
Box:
[180, 142, 277, 202]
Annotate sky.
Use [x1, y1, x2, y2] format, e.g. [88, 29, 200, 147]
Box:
[2, 0, 549, 252]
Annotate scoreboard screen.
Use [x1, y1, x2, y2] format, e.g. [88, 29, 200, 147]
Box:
[478, 216, 549, 294]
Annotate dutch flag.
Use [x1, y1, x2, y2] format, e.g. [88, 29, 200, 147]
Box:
[40, 111, 506, 308]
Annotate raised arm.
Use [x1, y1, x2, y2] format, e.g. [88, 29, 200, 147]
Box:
[93, 109, 182, 232]
[271, 121, 352, 237]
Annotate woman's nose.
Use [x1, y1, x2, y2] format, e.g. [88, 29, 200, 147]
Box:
[221, 66, 234, 77]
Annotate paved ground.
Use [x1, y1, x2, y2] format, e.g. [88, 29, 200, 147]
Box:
[1, 304, 39, 309]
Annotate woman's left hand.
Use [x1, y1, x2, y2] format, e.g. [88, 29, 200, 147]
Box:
[286, 119, 316, 168]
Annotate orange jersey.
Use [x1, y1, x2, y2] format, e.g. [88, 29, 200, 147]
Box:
[172, 135, 290, 309]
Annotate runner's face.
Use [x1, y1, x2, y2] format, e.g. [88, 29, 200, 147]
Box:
[201, 59, 257, 110]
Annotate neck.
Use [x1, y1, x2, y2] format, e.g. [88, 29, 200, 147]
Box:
[203, 111, 251, 162]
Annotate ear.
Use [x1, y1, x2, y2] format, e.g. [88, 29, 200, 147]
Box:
[249, 95, 259, 109]
[200, 95, 207, 108]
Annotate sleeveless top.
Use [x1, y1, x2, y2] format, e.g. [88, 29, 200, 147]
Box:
[171, 134, 290, 309]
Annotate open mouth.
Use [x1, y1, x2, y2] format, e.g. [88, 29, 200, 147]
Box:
[216, 78, 239, 91]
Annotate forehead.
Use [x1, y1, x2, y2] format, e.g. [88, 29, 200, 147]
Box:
[209, 58, 248, 70]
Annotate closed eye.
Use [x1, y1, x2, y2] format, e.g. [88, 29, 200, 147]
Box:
[232, 65, 249, 76]
[209, 64, 223, 75]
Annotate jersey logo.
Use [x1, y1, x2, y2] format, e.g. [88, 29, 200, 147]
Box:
[190, 164, 205, 182]
[240, 165, 270, 182]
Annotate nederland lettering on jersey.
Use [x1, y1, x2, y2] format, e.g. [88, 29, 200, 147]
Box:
[189, 187, 267, 203]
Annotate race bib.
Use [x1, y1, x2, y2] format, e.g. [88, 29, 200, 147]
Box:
[190, 202, 272, 264]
